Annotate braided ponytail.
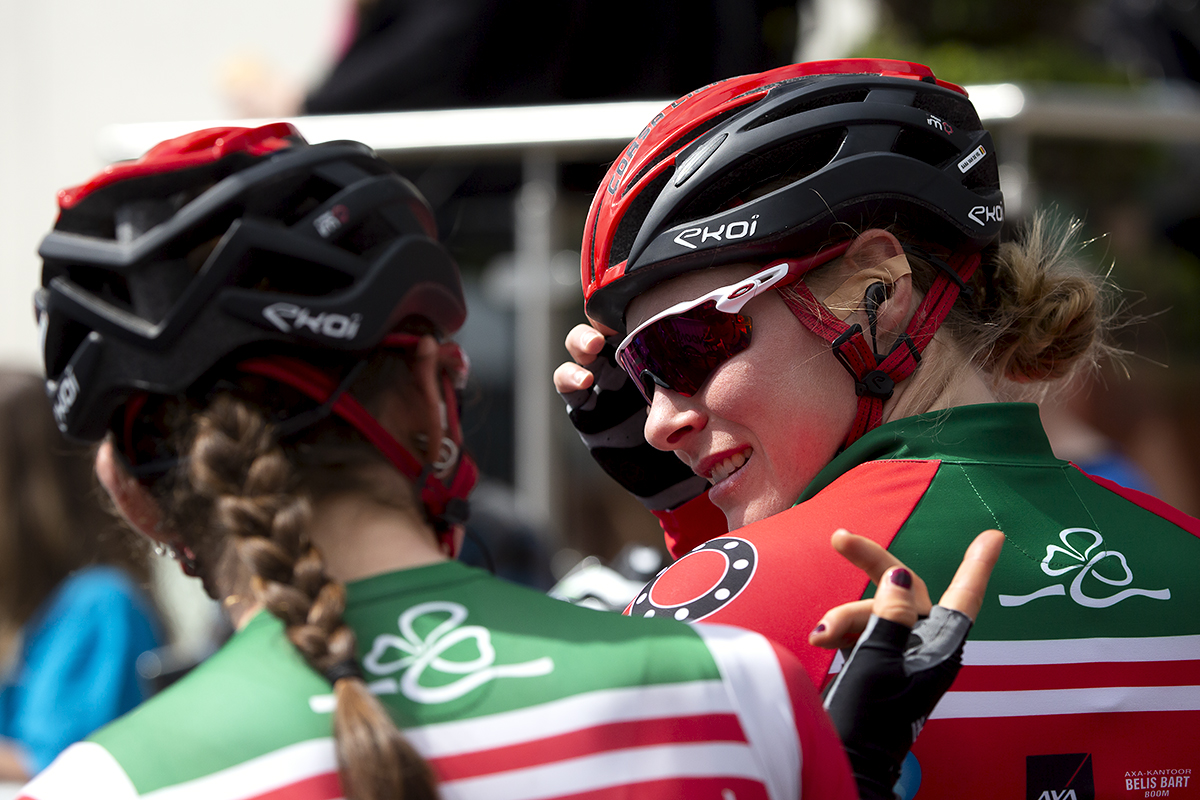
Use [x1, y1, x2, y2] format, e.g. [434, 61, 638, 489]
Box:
[177, 394, 438, 800]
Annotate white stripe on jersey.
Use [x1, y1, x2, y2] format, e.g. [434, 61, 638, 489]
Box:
[439, 742, 765, 800]
[830, 634, 1200, 673]
[405, 679, 736, 758]
[694, 623, 800, 800]
[23, 680, 754, 800]
[931, 685, 1200, 719]
[142, 739, 337, 800]
[17, 742, 139, 800]
[960, 634, 1200, 666]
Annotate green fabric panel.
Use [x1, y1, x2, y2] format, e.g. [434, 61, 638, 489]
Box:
[91, 612, 330, 792]
[347, 562, 721, 727]
[818, 404, 1200, 640]
[89, 562, 720, 793]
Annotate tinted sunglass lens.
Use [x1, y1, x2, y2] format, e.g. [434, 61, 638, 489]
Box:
[639, 370, 668, 402]
[620, 302, 753, 402]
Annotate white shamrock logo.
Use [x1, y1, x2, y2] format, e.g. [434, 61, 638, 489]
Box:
[999, 528, 1171, 609]
[308, 600, 553, 713]
[362, 601, 553, 704]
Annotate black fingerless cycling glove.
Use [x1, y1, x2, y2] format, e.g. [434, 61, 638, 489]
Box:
[560, 341, 707, 510]
[823, 606, 972, 800]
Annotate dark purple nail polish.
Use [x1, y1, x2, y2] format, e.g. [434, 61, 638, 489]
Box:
[890, 568, 912, 589]
[811, 623, 826, 635]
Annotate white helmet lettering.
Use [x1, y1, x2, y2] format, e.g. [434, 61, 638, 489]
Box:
[263, 302, 363, 340]
[52, 368, 79, 425]
[673, 215, 759, 250]
[968, 204, 1004, 226]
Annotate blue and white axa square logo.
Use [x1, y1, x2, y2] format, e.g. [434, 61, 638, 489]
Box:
[1027, 753, 1094, 800]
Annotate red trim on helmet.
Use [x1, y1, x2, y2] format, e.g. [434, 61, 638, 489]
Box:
[581, 59, 965, 309]
[58, 123, 300, 210]
[122, 392, 149, 460]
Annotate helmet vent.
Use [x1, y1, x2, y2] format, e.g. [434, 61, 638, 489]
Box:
[623, 106, 749, 199]
[337, 214, 403, 258]
[672, 128, 846, 224]
[892, 128, 961, 169]
[65, 266, 134, 313]
[232, 248, 355, 297]
[912, 92, 981, 134]
[961, 152, 999, 194]
[743, 89, 870, 132]
[610, 167, 675, 268]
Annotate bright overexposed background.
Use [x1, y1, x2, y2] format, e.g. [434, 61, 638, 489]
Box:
[0, 0, 344, 367]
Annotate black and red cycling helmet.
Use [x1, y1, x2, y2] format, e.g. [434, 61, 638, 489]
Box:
[582, 58, 1003, 334]
[37, 123, 475, 527]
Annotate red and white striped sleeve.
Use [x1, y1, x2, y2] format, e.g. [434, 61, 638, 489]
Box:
[693, 623, 858, 800]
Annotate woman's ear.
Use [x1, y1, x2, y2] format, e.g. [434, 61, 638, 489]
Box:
[375, 334, 449, 466]
[95, 440, 169, 541]
[409, 335, 446, 464]
[820, 229, 916, 343]
[844, 228, 905, 270]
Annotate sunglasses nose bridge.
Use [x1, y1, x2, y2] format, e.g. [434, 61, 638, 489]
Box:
[639, 370, 669, 404]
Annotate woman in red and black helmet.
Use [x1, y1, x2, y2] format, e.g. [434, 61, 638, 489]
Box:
[18, 122, 1004, 800]
[557, 59, 1200, 799]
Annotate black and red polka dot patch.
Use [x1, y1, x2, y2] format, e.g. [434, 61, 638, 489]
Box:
[631, 537, 757, 622]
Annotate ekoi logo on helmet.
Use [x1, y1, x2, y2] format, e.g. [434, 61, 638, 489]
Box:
[674, 215, 760, 250]
[52, 366, 80, 426]
[968, 204, 1003, 227]
[263, 302, 363, 340]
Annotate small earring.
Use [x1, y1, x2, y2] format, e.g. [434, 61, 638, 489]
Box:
[863, 281, 889, 358]
[153, 542, 169, 558]
[415, 434, 459, 473]
[177, 545, 199, 577]
[431, 437, 458, 472]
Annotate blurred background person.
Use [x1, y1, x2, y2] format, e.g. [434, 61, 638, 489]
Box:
[0, 371, 160, 783]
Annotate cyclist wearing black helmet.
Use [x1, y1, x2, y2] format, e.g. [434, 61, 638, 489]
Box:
[18, 122, 1003, 800]
[558, 59, 1200, 798]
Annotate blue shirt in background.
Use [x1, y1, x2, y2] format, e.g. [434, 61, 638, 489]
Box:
[0, 566, 160, 775]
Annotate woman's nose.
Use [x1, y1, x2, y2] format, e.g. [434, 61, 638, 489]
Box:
[644, 387, 706, 451]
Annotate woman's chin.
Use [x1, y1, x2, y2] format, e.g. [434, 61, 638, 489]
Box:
[718, 495, 790, 531]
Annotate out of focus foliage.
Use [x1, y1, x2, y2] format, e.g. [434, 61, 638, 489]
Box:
[858, 0, 1134, 84]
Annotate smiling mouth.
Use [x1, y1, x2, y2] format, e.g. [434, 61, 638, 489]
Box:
[707, 448, 752, 485]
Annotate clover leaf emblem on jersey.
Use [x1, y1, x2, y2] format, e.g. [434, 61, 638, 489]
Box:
[999, 528, 1171, 609]
[361, 601, 554, 704]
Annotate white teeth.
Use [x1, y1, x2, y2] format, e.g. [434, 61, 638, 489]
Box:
[707, 449, 752, 485]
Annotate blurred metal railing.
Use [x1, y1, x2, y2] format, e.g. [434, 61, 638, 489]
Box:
[97, 82, 1200, 536]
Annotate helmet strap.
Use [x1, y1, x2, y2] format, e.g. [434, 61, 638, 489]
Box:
[779, 249, 982, 448]
[236, 352, 477, 533]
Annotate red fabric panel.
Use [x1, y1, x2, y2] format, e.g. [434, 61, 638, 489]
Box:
[242, 771, 342, 800]
[768, 640, 859, 800]
[1076, 464, 1200, 539]
[654, 492, 729, 559]
[645, 458, 941, 686]
[429, 714, 748, 782]
[911, 710, 1198, 800]
[550, 776, 770, 800]
[950, 659, 1200, 692]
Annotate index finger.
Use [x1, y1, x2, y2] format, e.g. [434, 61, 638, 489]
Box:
[830, 528, 904, 583]
[831, 530, 927, 595]
[565, 324, 606, 366]
[936, 529, 1006, 621]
